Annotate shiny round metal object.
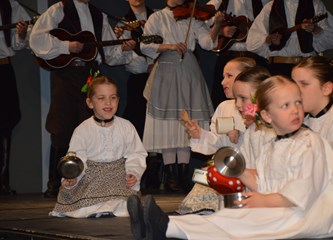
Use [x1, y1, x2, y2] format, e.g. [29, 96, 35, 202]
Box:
[213, 146, 245, 177]
[57, 152, 84, 179]
[223, 192, 248, 208]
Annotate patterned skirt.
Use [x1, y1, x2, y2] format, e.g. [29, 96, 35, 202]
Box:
[53, 158, 138, 213]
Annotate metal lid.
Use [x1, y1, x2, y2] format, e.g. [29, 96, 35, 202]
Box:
[213, 146, 246, 177]
[57, 152, 84, 179]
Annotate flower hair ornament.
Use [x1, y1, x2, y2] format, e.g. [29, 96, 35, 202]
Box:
[81, 69, 101, 93]
[244, 95, 263, 130]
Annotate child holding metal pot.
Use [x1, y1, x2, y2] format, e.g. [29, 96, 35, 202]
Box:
[127, 75, 333, 240]
[50, 75, 147, 218]
[177, 63, 272, 215]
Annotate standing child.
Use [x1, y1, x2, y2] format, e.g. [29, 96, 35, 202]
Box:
[292, 56, 333, 146]
[128, 75, 333, 240]
[140, 0, 224, 192]
[50, 75, 147, 218]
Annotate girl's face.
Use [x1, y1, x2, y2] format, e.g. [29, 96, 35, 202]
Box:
[233, 81, 256, 118]
[261, 83, 304, 135]
[221, 62, 243, 99]
[86, 83, 119, 121]
[292, 67, 331, 116]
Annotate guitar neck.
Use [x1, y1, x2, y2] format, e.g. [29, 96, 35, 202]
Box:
[288, 13, 327, 34]
[0, 19, 32, 31]
[93, 38, 134, 47]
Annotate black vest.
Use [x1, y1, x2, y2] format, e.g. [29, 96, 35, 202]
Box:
[218, 0, 263, 18]
[269, 0, 314, 53]
[0, 0, 12, 47]
[59, 0, 105, 62]
[124, 6, 154, 56]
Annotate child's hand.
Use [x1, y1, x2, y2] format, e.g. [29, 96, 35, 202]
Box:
[126, 174, 137, 188]
[235, 191, 265, 208]
[185, 120, 201, 138]
[62, 178, 77, 187]
[227, 129, 240, 144]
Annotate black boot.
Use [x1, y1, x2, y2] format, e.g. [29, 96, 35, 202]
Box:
[127, 195, 145, 240]
[44, 146, 67, 198]
[163, 164, 181, 192]
[144, 195, 169, 240]
[142, 153, 163, 193]
[0, 135, 16, 195]
[178, 163, 192, 193]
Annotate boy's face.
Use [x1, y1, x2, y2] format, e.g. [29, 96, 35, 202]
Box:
[86, 84, 119, 120]
[168, 0, 186, 7]
[129, 0, 145, 8]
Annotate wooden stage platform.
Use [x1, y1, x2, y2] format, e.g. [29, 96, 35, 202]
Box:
[1, 192, 333, 240]
[0, 192, 185, 240]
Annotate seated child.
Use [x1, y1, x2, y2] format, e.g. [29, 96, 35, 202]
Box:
[50, 75, 147, 218]
[292, 56, 333, 146]
[178, 65, 272, 214]
[128, 75, 333, 240]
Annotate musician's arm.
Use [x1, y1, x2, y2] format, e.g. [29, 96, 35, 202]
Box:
[311, 2, 333, 53]
[102, 13, 133, 66]
[12, 1, 31, 50]
[29, 3, 69, 60]
[246, 2, 272, 59]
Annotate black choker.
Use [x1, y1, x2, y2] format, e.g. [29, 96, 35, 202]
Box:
[275, 124, 310, 141]
[93, 116, 114, 127]
[309, 100, 333, 118]
[275, 128, 300, 141]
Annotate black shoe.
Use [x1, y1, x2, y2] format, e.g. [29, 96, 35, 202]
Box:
[0, 185, 16, 196]
[127, 195, 145, 240]
[144, 195, 169, 240]
[43, 188, 58, 198]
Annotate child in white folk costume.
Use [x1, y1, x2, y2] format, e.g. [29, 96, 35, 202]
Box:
[177, 58, 257, 214]
[50, 75, 147, 218]
[292, 56, 333, 146]
[127, 75, 333, 240]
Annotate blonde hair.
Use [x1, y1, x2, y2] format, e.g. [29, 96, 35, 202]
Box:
[87, 76, 118, 99]
[256, 75, 297, 112]
[228, 57, 256, 73]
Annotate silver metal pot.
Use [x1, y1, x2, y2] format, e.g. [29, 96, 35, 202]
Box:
[223, 192, 248, 208]
[57, 151, 84, 179]
[213, 146, 246, 177]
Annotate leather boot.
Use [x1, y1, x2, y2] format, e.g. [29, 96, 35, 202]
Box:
[143, 153, 163, 192]
[178, 163, 192, 193]
[163, 164, 181, 192]
[44, 146, 67, 198]
[0, 135, 16, 195]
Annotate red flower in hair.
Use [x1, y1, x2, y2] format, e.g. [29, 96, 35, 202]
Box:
[81, 69, 100, 93]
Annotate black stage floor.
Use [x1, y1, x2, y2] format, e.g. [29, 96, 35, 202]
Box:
[0, 192, 185, 240]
